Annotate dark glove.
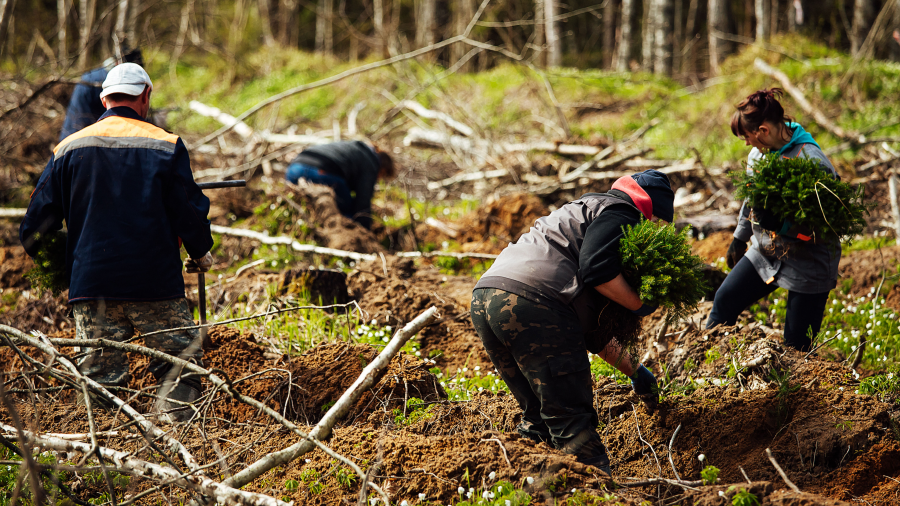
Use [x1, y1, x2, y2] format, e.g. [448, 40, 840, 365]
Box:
[726, 239, 748, 269]
[631, 303, 658, 317]
[751, 208, 784, 232]
[630, 364, 659, 408]
[185, 251, 214, 273]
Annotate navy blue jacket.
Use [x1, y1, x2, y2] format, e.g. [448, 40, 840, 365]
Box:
[21, 107, 213, 303]
[291, 141, 380, 228]
[59, 67, 109, 141]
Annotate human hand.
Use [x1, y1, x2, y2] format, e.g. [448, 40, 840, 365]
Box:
[726, 239, 748, 268]
[185, 251, 214, 273]
[630, 303, 658, 317]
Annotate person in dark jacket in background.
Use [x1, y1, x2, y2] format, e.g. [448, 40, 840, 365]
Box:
[285, 140, 395, 229]
[21, 62, 213, 423]
[709, 89, 840, 352]
[470, 170, 675, 475]
[59, 49, 143, 141]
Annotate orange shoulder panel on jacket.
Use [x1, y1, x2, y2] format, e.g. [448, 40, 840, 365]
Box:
[54, 115, 179, 155]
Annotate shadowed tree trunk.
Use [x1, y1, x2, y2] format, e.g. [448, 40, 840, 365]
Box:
[545, 0, 561, 66]
[755, 0, 770, 42]
[126, 0, 138, 45]
[616, 0, 634, 71]
[57, 0, 68, 60]
[415, 0, 435, 48]
[452, 0, 474, 70]
[258, 0, 275, 47]
[653, 0, 673, 75]
[770, 0, 779, 37]
[708, 0, 729, 75]
[891, 3, 900, 61]
[114, 0, 128, 54]
[315, 0, 333, 54]
[642, 0, 654, 70]
[683, 0, 697, 75]
[77, 0, 97, 70]
[534, 0, 545, 65]
[851, 0, 876, 55]
[787, 0, 801, 31]
[672, 0, 682, 74]
[603, 0, 616, 68]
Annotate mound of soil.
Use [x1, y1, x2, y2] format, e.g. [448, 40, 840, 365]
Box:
[692, 230, 734, 264]
[348, 256, 493, 372]
[839, 245, 900, 297]
[0, 246, 33, 289]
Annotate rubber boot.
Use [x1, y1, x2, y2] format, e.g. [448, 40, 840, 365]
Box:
[155, 382, 201, 423]
[561, 429, 613, 476]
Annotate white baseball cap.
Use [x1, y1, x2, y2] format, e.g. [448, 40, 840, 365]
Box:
[100, 63, 153, 99]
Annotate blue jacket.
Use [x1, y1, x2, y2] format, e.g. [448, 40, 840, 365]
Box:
[59, 67, 109, 141]
[21, 106, 213, 303]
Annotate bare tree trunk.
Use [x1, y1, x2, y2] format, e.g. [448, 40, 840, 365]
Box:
[851, 0, 876, 55]
[57, 0, 68, 60]
[0, 0, 10, 59]
[77, 0, 97, 70]
[641, 0, 654, 70]
[452, 0, 474, 70]
[603, 0, 616, 69]
[534, 0, 545, 66]
[787, 0, 798, 31]
[708, 0, 729, 75]
[114, 0, 128, 54]
[279, 0, 298, 46]
[126, 0, 138, 45]
[684, 0, 697, 75]
[653, 0, 673, 75]
[415, 0, 435, 48]
[770, 0, 779, 37]
[672, 0, 682, 74]
[616, 0, 633, 71]
[258, 0, 275, 46]
[545, 0, 562, 66]
[755, 0, 770, 42]
[315, 0, 332, 54]
[374, 0, 384, 55]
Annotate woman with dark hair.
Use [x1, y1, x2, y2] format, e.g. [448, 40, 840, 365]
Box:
[708, 88, 840, 351]
[285, 141, 396, 229]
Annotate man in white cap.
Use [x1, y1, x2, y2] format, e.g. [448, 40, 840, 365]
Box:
[20, 62, 214, 423]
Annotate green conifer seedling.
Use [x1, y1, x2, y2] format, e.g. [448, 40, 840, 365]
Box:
[732, 152, 870, 242]
[24, 231, 68, 296]
[619, 220, 708, 324]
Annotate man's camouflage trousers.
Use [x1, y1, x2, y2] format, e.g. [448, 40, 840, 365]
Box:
[73, 298, 203, 388]
[471, 288, 609, 467]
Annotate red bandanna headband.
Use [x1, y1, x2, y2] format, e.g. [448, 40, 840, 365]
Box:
[611, 176, 653, 220]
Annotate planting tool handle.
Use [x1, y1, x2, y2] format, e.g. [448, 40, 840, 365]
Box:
[197, 180, 246, 190]
[198, 272, 207, 343]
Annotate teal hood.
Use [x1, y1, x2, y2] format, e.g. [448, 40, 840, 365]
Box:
[777, 122, 820, 155]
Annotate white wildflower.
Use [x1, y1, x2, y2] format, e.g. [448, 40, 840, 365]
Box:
[419, 493, 426, 500]
[527, 477, 535, 485]
[698, 454, 706, 462]
[458, 487, 465, 494]
[489, 471, 496, 480]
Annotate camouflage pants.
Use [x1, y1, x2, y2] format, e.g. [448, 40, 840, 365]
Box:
[73, 298, 203, 388]
[471, 288, 606, 463]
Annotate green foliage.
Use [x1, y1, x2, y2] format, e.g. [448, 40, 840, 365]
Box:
[700, 465, 720, 485]
[732, 152, 870, 242]
[434, 365, 510, 401]
[728, 486, 761, 506]
[565, 487, 622, 504]
[589, 354, 630, 384]
[284, 479, 299, 492]
[24, 231, 68, 295]
[619, 220, 708, 324]
[334, 466, 357, 489]
[392, 397, 435, 426]
[455, 480, 531, 505]
[858, 370, 900, 402]
[704, 348, 721, 364]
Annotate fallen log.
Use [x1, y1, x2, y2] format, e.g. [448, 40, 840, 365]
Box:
[397, 100, 474, 137]
[561, 148, 652, 182]
[1, 423, 290, 506]
[0, 208, 27, 218]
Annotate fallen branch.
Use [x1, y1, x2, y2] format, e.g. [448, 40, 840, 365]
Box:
[223, 306, 440, 489]
[210, 224, 497, 260]
[754, 58, 859, 143]
[0, 208, 27, 218]
[667, 423, 682, 481]
[404, 127, 606, 158]
[192, 0, 493, 148]
[397, 100, 474, 137]
[616, 477, 702, 490]
[480, 438, 512, 468]
[765, 448, 800, 492]
[561, 148, 652, 182]
[425, 168, 507, 190]
[189, 101, 257, 139]
[1, 423, 289, 506]
[0, 325, 201, 475]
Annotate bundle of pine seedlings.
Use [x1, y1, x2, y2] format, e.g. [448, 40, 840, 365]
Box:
[582, 220, 707, 354]
[25, 230, 68, 296]
[732, 152, 869, 242]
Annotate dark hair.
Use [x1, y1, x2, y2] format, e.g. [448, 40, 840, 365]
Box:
[374, 146, 396, 179]
[730, 88, 793, 138]
[103, 86, 149, 104]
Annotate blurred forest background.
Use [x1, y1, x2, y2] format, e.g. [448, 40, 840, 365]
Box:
[1, 0, 899, 79]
